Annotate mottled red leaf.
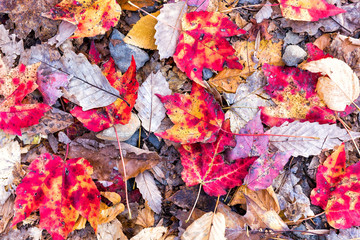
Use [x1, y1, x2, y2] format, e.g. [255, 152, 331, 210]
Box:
[71, 57, 138, 132]
[88, 40, 101, 65]
[173, 11, 245, 87]
[306, 43, 332, 62]
[279, 0, 346, 21]
[0, 63, 51, 135]
[12, 153, 100, 240]
[179, 120, 256, 196]
[244, 151, 292, 191]
[311, 144, 360, 229]
[156, 82, 224, 144]
[260, 64, 336, 127]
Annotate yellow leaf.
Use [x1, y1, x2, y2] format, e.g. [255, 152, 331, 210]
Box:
[208, 68, 245, 93]
[124, 11, 160, 50]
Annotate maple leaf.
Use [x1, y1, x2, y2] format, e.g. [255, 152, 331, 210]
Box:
[12, 153, 100, 240]
[156, 82, 224, 144]
[311, 144, 360, 229]
[45, 0, 121, 38]
[278, 0, 346, 22]
[173, 11, 245, 87]
[71, 57, 138, 132]
[260, 64, 336, 127]
[0, 63, 51, 135]
[179, 120, 256, 196]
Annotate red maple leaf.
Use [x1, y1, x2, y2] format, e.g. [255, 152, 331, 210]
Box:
[0, 63, 51, 135]
[311, 144, 360, 229]
[71, 57, 138, 132]
[156, 82, 224, 144]
[173, 11, 245, 87]
[12, 153, 100, 240]
[179, 120, 256, 196]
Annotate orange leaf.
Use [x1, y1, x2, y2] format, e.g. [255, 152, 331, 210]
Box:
[173, 11, 245, 87]
[156, 83, 224, 144]
[279, 0, 346, 22]
[12, 153, 100, 240]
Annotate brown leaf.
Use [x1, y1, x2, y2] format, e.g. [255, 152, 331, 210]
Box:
[208, 68, 245, 93]
[135, 202, 155, 228]
[118, 0, 154, 11]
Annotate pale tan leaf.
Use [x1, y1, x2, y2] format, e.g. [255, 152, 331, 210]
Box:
[97, 219, 128, 240]
[302, 58, 360, 111]
[60, 49, 118, 110]
[124, 11, 160, 50]
[134, 71, 172, 132]
[154, 2, 187, 59]
[254, 0, 273, 23]
[48, 21, 77, 48]
[0, 25, 23, 68]
[131, 226, 167, 240]
[135, 171, 162, 214]
[181, 212, 226, 240]
[136, 202, 155, 228]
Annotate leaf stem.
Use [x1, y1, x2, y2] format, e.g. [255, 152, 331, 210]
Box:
[186, 184, 202, 223]
[114, 126, 132, 219]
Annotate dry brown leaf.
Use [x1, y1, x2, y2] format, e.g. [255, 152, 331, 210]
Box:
[97, 218, 128, 240]
[131, 226, 167, 240]
[302, 58, 360, 111]
[181, 212, 226, 240]
[207, 0, 238, 12]
[208, 68, 245, 93]
[124, 11, 160, 50]
[136, 202, 155, 228]
[0, 195, 14, 234]
[118, 0, 154, 11]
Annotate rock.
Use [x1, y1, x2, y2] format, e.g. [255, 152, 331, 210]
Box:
[284, 32, 303, 46]
[282, 45, 307, 67]
[202, 68, 213, 80]
[109, 29, 149, 72]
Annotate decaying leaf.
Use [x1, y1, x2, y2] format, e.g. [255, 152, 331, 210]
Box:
[97, 218, 127, 240]
[0, 25, 24, 68]
[278, 0, 346, 21]
[131, 226, 167, 240]
[311, 144, 360, 229]
[173, 11, 245, 87]
[61, 50, 118, 111]
[48, 21, 77, 48]
[45, 0, 121, 38]
[267, 121, 360, 157]
[182, 212, 226, 240]
[135, 171, 162, 214]
[154, 1, 187, 59]
[124, 11, 160, 50]
[302, 58, 359, 111]
[254, 0, 273, 23]
[135, 202, 154, 228]
[156, 83, 224, 144]
[12, 153, 100, 240]
[135, 71, 172, 132]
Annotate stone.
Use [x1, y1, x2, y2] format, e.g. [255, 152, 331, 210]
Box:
[109, 29, 149, 72]
[202, 68, 213, 80]
[282, 45, 307, 67]
[284, 31, 304, 46]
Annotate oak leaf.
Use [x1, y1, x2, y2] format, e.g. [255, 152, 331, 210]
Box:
[12, 153, 100, 240]
[173, 11, 245, 87]
[278, 0, 346, 22]
[179, 120, 256, 196]
[156, 83, 224, 144]
[71, 57, 138, 132]
[311, 144, 360, 229]
[0, 63, 51, 135]
[45, 0, 121, 38]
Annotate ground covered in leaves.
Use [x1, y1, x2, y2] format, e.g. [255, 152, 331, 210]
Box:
[1, 0, 360, 239]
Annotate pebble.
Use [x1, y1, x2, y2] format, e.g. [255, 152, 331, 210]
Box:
[202, 68, 214, 80]
[109, 29, 150, 72]
[282, 45, 307, 67]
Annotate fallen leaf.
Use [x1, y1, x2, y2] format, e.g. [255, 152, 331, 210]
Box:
[135, 202, 155, 228]
[267, 121, 360, 157]
[206, 0, 239, 12]
[208, 68, 245, 93]
[173, 11, 245, 87]
[311, 144, 360, 229]
[97, 218, 128, 240]
[0, 195, 15, 234]
[278, 0, 346, 21]
[135, 71, 172, 132]
[118, 0, 154, 11]
[124, 11, 160, 50]
[254, 1, 273, 23]
[99, 192, 125, 224]
[156, 83, 224, 144]
[48, 21, 77, 48]
[302, 58, 360, 111]
[154, 1, 187, 59]
[0, 63, 51, 135]
[45, 0, 121, 38]
[135, 171, 162, 214]
[327, 227, 360, 240]
[12, 153, 100, 240]
[187, 0, 210, 11]
[131, 226, 167, 240]
[260, 64, 336, 127]
[0, 25, 24, 68]
[246, 19, 273, 41]
[180, 120, 256, 196]
[61, 49, 119, 111]
[182, 212, 226, 240]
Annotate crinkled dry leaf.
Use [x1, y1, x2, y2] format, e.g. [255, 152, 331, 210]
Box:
[135, 202, 155, 228]
[135, 171, 162, 214]
[182, 212, 226, 240]
[124, 11, 159, 50]
[97, 218, 127, 240]
[131, 226, 167, 240]
[302, 58, 359, 111]
[208, 68, 245, 93]
[48, 21, 77, 48]
[0, 25, 24, 68]
[134, 71, 172, 132]
[60, 49, 118, 110]
[154, 1, 187, 59]
[254, 1, 273, 23]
